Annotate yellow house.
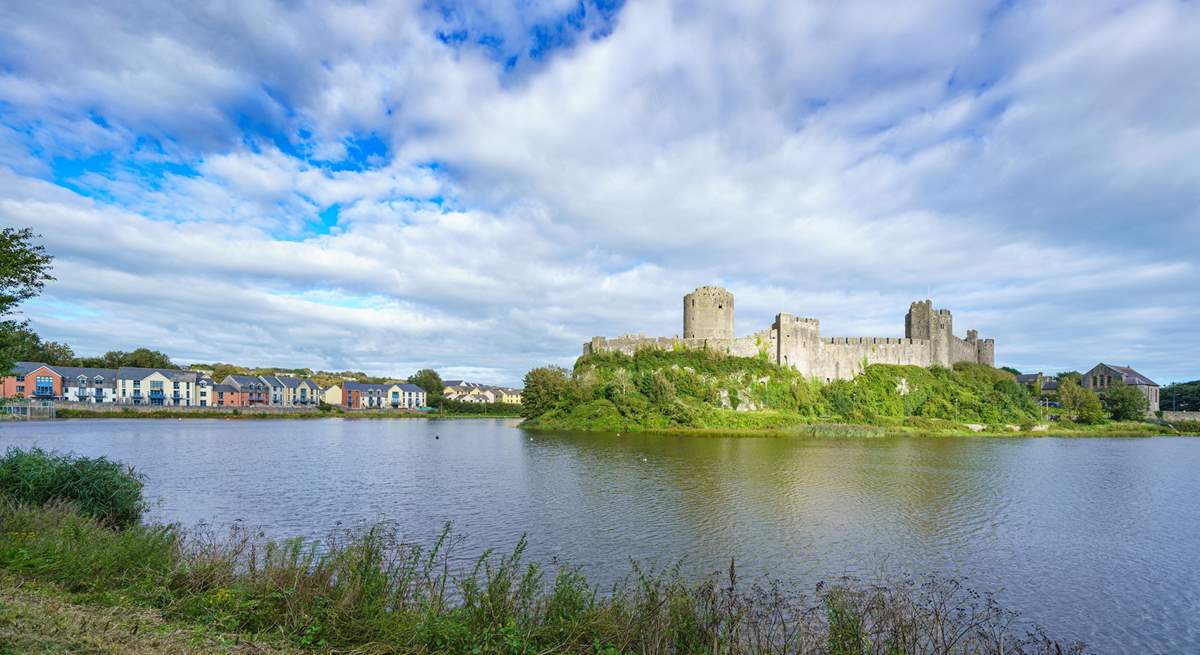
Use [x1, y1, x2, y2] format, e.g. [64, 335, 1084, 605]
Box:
[323, 384, 343, 406]
[495, 388, 523, 404]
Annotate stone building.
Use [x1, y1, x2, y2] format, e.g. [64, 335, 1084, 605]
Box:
[584, 286, 995, 382]
[1082, 363, 1159, 414]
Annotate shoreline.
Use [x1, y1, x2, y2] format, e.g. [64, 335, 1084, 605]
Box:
[520, 418, 1195, 438]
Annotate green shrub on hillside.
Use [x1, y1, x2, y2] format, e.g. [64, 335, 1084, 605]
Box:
[522, 349, 1042, 431]
[0, 448, 146, 527]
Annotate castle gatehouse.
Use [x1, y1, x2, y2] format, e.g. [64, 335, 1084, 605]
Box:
[583, 286, 995, 382]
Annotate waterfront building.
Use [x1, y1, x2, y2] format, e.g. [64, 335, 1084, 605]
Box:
[342, 381, 392, 409]
[116, 368, 204, 406]
[221, 375, 269, 405]
[1083, 363, 1160, 414]
[0, 362, 62, 400]
[322, 384, 343, 406]
[391, 383, 427, 409]
[55, 367, 117, 403]
[212, 383, 245, 407]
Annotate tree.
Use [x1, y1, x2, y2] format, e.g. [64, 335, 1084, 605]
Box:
[0, 228, 55, 375]
[1057, 378, 1105, 424]
[1056, 371, 1083, 385]
[409, 369, 444, 399]
[1001, 366, 1022, 377]
[1159, 380, 1200, 412]
[521, 366, 569, 419]
[1103, 382, 1150, 421]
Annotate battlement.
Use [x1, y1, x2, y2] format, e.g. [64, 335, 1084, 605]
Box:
[586, 288, 996, 381]
[823, 337, 922, 345]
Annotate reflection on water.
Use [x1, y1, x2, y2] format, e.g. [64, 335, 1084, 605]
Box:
[2, 418, 1198, 652]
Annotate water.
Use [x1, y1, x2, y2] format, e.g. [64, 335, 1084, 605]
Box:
[2, 418, 1198, 653]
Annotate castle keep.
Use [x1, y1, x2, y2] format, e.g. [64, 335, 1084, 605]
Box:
[583, 286, 995, 381]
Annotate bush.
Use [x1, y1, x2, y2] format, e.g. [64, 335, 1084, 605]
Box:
[0, 447, 147, 527]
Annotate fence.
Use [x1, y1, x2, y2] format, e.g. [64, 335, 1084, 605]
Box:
[1, 400, 57, 420]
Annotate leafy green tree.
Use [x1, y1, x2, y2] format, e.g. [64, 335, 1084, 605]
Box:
[1056, 370, 1083, 385]
[521, 366, 569, 419]
[0, 323, 74, 365]
[1103, 382, 1150, 421]
[0, 228, 55, 375]
[409, 369, 445, 399]
[1000, 366, 1022, 376]
[1058, 378, 1105, 424]
[1159, 380, 1200, 412]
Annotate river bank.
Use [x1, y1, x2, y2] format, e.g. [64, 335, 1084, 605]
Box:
[0, 501, 1083, 655]
[522, 416, 1189, 438]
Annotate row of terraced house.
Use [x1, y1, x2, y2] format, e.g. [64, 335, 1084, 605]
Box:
[0, 362, 325, 407]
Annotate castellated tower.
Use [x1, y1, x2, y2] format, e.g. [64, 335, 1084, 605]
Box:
[905, 299, 953, 367]
[683, 286, 734, 339]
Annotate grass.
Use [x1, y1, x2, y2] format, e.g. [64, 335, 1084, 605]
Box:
[0, 447, 146, 527]
[0, 500, 1085, 654]
[0, 571, 299, 654]
[0, 449, 1090, 653]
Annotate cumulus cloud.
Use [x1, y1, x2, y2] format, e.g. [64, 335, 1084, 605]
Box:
[0, 0, 1197, 384]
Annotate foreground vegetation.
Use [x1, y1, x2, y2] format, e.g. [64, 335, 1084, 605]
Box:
[520, 350, 1181, 436]
[0, 448, 1085, 654]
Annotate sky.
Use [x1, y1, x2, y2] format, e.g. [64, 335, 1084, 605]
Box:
[0, 0, 1197, 386]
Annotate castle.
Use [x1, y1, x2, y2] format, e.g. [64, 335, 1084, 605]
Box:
[583, 286, 995, 381]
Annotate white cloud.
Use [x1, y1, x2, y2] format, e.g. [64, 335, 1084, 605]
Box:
[1, 0, 1198, 384]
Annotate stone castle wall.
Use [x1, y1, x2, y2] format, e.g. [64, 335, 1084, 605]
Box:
[584, 287, 996, 382]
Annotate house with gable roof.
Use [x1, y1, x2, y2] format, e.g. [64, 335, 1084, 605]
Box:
[1083, 363, 1160, 414]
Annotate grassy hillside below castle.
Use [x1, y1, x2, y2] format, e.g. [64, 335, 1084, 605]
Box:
[521, 350, 1172, 436]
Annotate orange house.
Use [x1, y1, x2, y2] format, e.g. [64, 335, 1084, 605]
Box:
[0, 362, 62, 400]
[212, 384, 246, 407]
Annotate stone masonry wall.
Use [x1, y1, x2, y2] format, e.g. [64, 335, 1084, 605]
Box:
[584, 288, 994, 382]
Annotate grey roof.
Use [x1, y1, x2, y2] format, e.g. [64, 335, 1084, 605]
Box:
[277, 376, 303, 389]
[51, 367, 118, 383]
[397, 383, 425, 393]
[117, 367, 200, 383]
[443, 380, 466, 387]
[343, 381, 396, 393]
[12, 361, 52, 375]
[1014, 373, 1041, 385]
[213, 383, 239, 393]
[1101, 364, 1158, 387]
[224, 375, 265, 387]
[1042, 379, 1059, 391]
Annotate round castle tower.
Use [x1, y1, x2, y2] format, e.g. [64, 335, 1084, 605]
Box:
[683, 286, 734, 340]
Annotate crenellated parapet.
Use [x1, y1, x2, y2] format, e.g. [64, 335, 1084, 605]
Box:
[584, 287, 997, 381]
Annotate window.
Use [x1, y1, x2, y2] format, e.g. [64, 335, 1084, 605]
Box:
[16, 374, 24, 381]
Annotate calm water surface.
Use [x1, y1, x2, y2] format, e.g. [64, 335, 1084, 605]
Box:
[2, 418, 1198, 653]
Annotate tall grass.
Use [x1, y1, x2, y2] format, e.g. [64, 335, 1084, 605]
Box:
[0, 449, 1085, 652]
[0, 501, 1084, 653]
[0, 447, 146, 527]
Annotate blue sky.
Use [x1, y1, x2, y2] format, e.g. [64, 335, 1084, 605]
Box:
[1, 0, 1197, 385]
